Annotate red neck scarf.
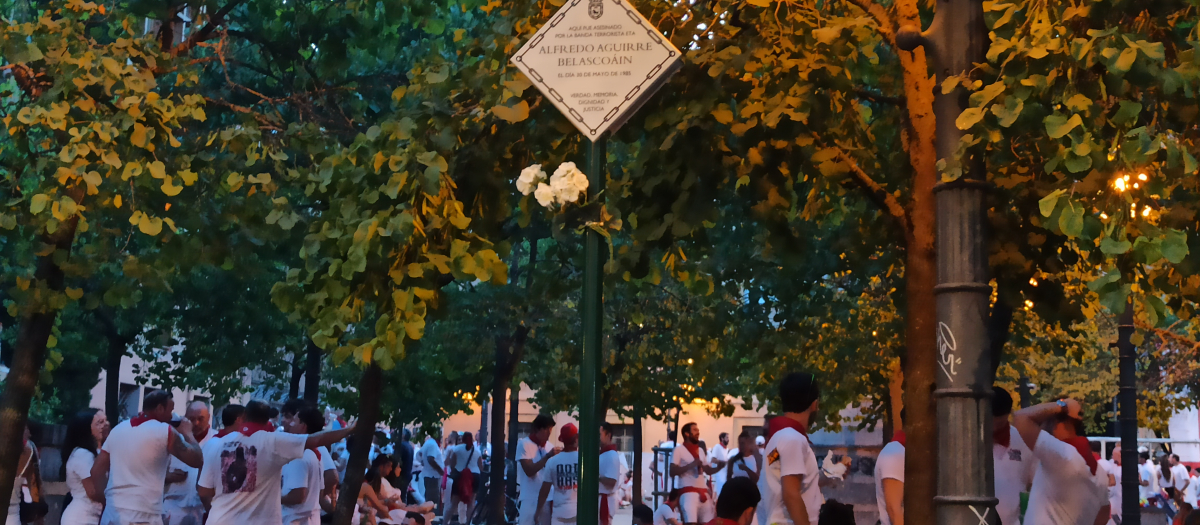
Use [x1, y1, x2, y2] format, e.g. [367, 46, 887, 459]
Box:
[309, 447, 322, 461]
[891, 431, 906, 447]
[215, 427, 237, 439]
[601, 444, 619, 454]
[193, 427, 210, 443]
[237, 422, 275, 437]
[993, 421, 1011, 448]
[682, 441, 702, 460]
[1065, 436, 1098, 475]
[766, 416, 807, 441]
[530, 434, 548, 448]
[130, 413, 155, 427]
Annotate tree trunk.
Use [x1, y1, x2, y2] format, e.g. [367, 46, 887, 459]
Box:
[633, 413, 643, 506]
[0, 217, 79, 525]
[479, 400, 490, 446]
[288, 353, 303, 400]
[105, 334, 124, 425]
[893, 0, 939, 519]
[333, 363, 383, 525]
[304, 339, 322, 402]
[488, 365, 509, 525]
[505, 384, 520, 506]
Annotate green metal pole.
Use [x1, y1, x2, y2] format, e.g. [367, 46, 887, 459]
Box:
[577, 136, 607, 525]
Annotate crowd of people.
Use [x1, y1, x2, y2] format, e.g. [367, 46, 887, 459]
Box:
[873, 386, 1200, 525]
[10, 373, 1200, 525]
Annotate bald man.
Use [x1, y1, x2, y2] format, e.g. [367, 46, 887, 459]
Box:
[164, 401, 217, 525]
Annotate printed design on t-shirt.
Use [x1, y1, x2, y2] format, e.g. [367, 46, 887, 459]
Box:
[219, 443, 259, 493]
[767, 449, 780, 466]
[554, 462, 579, 490]
[1007, 449, 1022, 461]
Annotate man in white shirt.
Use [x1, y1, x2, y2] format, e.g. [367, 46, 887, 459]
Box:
[727, 431, 761, 483]
[874, 413, 904, 525]
[653, 490, 682, 525]
[519, 415, 561, 525]
[598, 423, 623, 525]
[671, 423, 725, 525]
[197, 400, 355, 524]
[1139, 452, 1156, 502]
[991, 387, 1035, 525]
[281, 405, 327, 525]
[419, 429, 445, 515]
[711, 433, 730, 498]
[1013, 398, 1109, 525]
[1169, 454, 1191, 505]
[1185, 467, 1199, 508]
[163, 401, 217, 525]
[757, 372, 822, 525]
[537, 423, 580, 525]
[1102, 446, 1125, 525]
[281, 400, 339, 518]
[90, 389, 205, 525]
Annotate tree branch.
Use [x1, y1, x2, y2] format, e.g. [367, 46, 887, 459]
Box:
[854, 88, 904, 106]
[171, 0, 246, 56]
[843, 0, 896, 48]
[825, 136, 911, 236]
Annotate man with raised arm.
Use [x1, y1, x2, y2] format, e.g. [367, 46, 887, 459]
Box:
[1013, 398, 1110, 525]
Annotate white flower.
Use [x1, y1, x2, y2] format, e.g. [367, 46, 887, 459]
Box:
[516, 164, 546, 195]
[534, 182, 555, 207]
[550, 162, 587, 203]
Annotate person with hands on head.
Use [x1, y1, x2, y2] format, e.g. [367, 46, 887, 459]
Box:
[91, 389, 203, 525]
[672, 422, 726, 525]
[519, 415, 562, 525]
[1014, 398, 1110, 525]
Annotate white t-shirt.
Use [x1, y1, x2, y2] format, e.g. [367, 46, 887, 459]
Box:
[101, 419, 173, 515]
[452, 444, 482, 474]
[62, 448, 102, 522]
[543, 450, 579, 520]
[1139, 463, 1156, 500]
[653, 503, 680, 525]
[165, 427, 217, 508]
[1149, 463, 1163, 492]
[757, 429, 820, 525]
[419, 438, 443, 479]
[281, 449, 325, 524]
[198, 430, 308, 524]
[1025, 431, 1108, 525]
[599, 449, 622, 495]
[993, 426, 1035, 525]
[670, 445, 708, 489]
[1097, 459, 1120, 516]
[710, 445, 728, 484]
[874, 441, 904, 525]
[318, 445, 335, 473]
[728, 452, 759, 480]
[1185, 475, 1199, 507]
[517, 438, 549, 503]
[1171, 464, 1190, 491]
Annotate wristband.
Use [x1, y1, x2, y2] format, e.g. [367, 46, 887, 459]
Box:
[1056, 399, 1068, 413]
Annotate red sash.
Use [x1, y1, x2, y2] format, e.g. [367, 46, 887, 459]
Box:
[680, 486, 709, 503]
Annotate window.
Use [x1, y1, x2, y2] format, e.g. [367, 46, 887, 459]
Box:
[118, 384, 140, 420]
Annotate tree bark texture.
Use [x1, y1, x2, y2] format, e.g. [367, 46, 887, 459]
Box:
[0, 213, 80, 525]
[332, 363, 383, 525]
[304, 339, 322, 402]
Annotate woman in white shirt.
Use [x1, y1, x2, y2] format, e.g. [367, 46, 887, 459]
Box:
[60, 409, 110, 525]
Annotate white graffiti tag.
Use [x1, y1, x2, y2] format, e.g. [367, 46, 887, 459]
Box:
[969, 505, 991, 525]
[937, 322, 962, 383]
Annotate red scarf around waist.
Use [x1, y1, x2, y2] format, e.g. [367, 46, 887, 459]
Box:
[766, 416, 808, 441]
[993, 422, 1011, 448]
[1065, 436, 1098, 475]
[679, 486, 709, 503]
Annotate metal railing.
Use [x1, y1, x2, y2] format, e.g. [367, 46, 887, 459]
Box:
[1087, 436, 1200, 459]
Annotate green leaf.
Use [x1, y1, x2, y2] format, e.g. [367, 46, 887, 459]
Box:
[1064, 152, 1092, 173]
[1045, 114, 1082, 138]
[424, 19, 446, 35]
[1100, 236, 1132, 255]
[1039, 189, 1065, 217]
[956, 107, 986, 130]
[1162, 230, 1189, 264]
[968, 81, 1006, 107]
[30, 194, 49, 214]
[1142, 295, 1167, 328]
[1111, 101, 1142, 127]
[1087, 270, 1122, 292]
[1058, 203, 1084, 237]
[991, 96, 1024, 127]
